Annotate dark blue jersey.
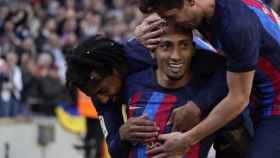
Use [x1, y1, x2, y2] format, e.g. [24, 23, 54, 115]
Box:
[123, 52, 227, 158]
[201, 0, 280, 117]
[93, 38, 227, 158]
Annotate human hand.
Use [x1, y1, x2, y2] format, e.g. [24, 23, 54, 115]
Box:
[169, 101, 201, 132]
[146, 132, 192, 158]
[119, 114, 160, 144]
[134, 13, 166, 50]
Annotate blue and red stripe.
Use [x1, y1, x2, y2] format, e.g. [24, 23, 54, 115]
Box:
[154, 95, 176, 133]
[130, 92, 169, 158]
[258, 58, 280, 116]
[241, 0, 278, 23]
[241, 0, 280, 45]
[128, 92, 143, 118]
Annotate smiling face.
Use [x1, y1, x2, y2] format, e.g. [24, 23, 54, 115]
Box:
[155, 26, 194, 81]
[78, 70, 123, 105]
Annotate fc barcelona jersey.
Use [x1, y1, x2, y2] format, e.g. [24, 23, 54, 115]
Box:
[200, 0, 280, 117]
[124, 53, 227, 158]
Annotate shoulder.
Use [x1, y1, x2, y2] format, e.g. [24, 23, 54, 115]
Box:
[216, 0, 261, 34]
[191, 50, 225, 76]
[125, 68, 154, 85]
[124, 68, 155, 102]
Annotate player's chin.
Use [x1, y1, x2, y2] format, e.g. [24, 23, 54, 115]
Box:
[167, 73, 184, 81]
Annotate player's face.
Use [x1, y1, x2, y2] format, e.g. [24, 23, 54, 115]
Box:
[158, 2, 203, 28]
[80, 72, 122, 105]
[155, 31, 193, 80]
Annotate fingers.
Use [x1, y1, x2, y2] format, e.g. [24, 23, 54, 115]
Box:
[142, 29, 163, 40]
[146, 145, 165, 155]
[152, 153, 168, 158]
[170, 108, 180, 131]
[146, 37, 161, 44]
[130, 125, 159, 132]
[129, 138, 148, 143]
[143, 20, 165, 34]
[146, 44, 158, 50]
[131, 131, 158, 139]
[144, 13, 163, 24]
[129, 132, 157, 144]
[167, 110, 174, 126]
[133, 117, 155, 126]
[143, 38, 161, 47]
[134, 14, 166, 50]
[158, 134, 170, 141]
[144, 137, 158, 143]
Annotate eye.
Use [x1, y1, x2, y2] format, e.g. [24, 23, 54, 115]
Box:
[97, 88, 108, 96]
[181, 41, 191, 48]
[159, 42, 172, 50]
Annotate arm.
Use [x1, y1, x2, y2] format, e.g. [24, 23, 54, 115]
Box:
[148, 17, 261, 157]
[185, 71, 254, 145]
[122, 38, 154, 74]
[92, 98, 129, 158]
[100, 109, 130, 158]
[182, 17, 261, 148]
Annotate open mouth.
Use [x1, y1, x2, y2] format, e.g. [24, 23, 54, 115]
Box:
[168, 63, 184, 72]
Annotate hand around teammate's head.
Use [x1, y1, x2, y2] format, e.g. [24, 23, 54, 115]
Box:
[134, 13, 166, 50]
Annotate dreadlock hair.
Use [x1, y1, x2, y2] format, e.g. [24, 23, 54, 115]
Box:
[65, 35, 128, 92]
[138, 0, 184, 14]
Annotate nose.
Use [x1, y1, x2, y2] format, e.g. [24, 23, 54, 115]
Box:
[170, 47, 181, 61]
[97, 94, 110, 104]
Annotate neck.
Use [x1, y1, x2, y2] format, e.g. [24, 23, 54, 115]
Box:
[156, 69, 191, 89]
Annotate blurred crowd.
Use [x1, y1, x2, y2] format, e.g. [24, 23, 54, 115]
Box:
[0, 0, 143, 117]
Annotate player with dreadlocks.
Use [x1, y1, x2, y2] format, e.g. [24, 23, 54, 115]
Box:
[66, 35, 128, 105]
[66, 34, 160, 158]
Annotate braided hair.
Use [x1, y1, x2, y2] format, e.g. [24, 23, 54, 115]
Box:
[66, 35, 128, 92]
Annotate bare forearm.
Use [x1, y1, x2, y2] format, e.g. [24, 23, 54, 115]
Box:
[184, 95, 248, 145]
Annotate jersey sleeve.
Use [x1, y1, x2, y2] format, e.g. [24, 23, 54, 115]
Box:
[191, 64, 228, 114]
[91, 98, 130, 158]
[220, 18, 261, 72]
[100, 109, 130, 158]
[122, 39, 155, 74]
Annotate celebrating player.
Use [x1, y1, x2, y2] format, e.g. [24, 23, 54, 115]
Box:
[138, 0, 280, 157]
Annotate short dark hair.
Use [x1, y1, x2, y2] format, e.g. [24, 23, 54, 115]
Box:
[65, 35, 128, 91]
[138, 0, 184, 13]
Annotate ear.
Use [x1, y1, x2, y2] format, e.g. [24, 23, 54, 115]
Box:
[185, 0, 195, 6]
[112, 69, 121, 77]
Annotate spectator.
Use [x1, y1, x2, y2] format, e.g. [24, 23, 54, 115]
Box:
[47, 33, 66, 82]
[0, 0, 145, 117]
[26, 53, 64, 116]
[0, 50, 22, 117]
[80, 12, 102, 38]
